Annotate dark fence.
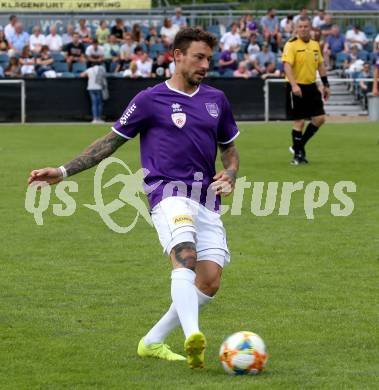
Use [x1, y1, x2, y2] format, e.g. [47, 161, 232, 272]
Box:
[0, 78, 289, 122]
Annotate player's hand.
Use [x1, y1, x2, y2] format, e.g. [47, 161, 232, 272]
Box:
[323, 86, 331, 101]
[28, 167, 63, 187]
[211, 170, 237, 197]
[292, 84, 302, 97]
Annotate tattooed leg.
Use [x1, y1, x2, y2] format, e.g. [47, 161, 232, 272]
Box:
[171, 242, 197, 271]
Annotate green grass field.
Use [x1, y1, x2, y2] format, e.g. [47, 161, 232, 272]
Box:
[1, 122, 379, 389]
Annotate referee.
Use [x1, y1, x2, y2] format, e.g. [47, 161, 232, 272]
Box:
[282, 16, 330, 165]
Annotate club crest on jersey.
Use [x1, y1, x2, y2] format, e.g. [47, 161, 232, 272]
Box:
[205, 103, 219, 118]
[171, 112, 186, 128]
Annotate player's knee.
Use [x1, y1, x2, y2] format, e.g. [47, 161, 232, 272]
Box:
[172, 242, 197, 271]
[312, 115, 325, 127]
[197, 277, 220, 297]
[294, 120, 305, 130]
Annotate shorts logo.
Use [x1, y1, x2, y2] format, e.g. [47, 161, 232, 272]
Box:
[171, 113, 186, 128]
[120, 103, 136, 125]
[205, 103, 219, 118]
[173, 215, 193, 225]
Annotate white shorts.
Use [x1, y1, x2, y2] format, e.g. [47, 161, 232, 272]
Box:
[151, 196, 230, 268]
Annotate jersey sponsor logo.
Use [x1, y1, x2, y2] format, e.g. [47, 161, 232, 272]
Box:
[173, 214, 193, 225]
[171, 102, 183, 112]
[120, 103, 136, 125]
[314, 52, 319, 62]
[171, 112, 186, 128]
[205, 102, 219, 118]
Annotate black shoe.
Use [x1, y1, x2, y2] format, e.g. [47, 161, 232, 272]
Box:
[291, 152, 308, 165]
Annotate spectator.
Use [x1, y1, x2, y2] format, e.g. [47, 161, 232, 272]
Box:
[160, 17, 179, 46]
[19, 45, 36, 76]
[136, 51, 153, 77]
[280, 15, 294, 40]
[312, 9, 326, 29]
[103, 34, 120, 72]
[111, 18, 126, 43]
[293, 7, 309, 24]
[131, 46, 145, 62]
[260, 9, 281, 50]
[80, 64, 107, 123]
[253, 42, 276, 74]
[219, 46, 238, 74]
[46, 25, 63, 52]
[123, 61, 142, 78]
[344, 45, 364, 77]
[62, 24, 75, 47]
[96, 20, 110, 45]
[345, 25, 368, 51]
[0, 65, 4, 78]
[145, 25, 161, 45]
[4, 15, 17, 41]
[233, 63, 251, 78]
[244, 33, 260, 64]
[244, 14, 259, 35]
[64, 32, 86, 71]
[0, 31, 10, 54]
[374, 32, 379, 52]
[168, 60, 175, 77]
[77, 19, 92, 44]
[152, 53, 169, 78]
[323, 25, 347, 69]
[131, 24, 144, 44]
[220, 22, 241, 52]
[116, 32, 136, 72]
[29, 26, 46, 54]
[358, 62, 373, 109]
[5, 56, 21, 77]
[261, 62, 281, 79]
[171, 7, 187, 28]
[8, 23, 29, 56]
[36, 45, 56, 77]
[85, 39, 104, 66]
[320, 15, 334, 39]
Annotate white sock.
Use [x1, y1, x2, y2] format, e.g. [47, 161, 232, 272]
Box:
[171, 268, 199, 339]
[144, 286, 212, 345]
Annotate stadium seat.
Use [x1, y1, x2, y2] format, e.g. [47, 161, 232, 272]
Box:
[363, 25, 377, 39]
[149, 43, 165, 59]
[0, 53, 9, 63]
[53, 62, 69, 72]
[336, 52, 348, 68]
[358, 50, 369, 61]
[51, 52, 65, 62]
[60, 72, 75, 78]
[221, 69, 234, 77]
[72, 62, 87, 73]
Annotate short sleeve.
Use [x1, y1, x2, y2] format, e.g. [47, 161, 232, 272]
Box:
[282, 42, 294, 65]
[112, 90, 151, 140]
[217, 93, 240, 144]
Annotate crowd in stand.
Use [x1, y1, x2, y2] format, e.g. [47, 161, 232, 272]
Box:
[0, 6, 378, 87]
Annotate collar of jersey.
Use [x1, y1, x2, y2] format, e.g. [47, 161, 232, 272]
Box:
[165, 80, 200, 97]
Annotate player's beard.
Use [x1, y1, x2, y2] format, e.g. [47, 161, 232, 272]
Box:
[182, 69, 203, 86]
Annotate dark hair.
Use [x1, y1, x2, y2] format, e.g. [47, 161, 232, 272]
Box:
[297, 16, 311, 24]
[173, 27, 217, 54]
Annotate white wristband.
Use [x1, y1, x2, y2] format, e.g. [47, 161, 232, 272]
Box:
[58, 165, 68, 178]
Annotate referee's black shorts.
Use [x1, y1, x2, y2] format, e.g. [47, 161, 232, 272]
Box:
[286, 83, 325, 120]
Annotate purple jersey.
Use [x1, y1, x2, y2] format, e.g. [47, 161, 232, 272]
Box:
[112, 81, 239, 211]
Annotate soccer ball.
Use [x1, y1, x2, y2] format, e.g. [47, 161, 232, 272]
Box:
[219, 331, 268, 375]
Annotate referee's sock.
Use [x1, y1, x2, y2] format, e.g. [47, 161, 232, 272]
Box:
[302, 123, 319, 147]
[292, 129, 303, 154]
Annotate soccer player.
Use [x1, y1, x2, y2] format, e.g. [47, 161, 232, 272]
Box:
[282, 16, 330, 165]
[28, 28, 240, 369]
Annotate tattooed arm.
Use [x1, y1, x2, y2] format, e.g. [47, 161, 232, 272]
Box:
[28, 131, 127, 186]
[211, 142, 240, 196]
